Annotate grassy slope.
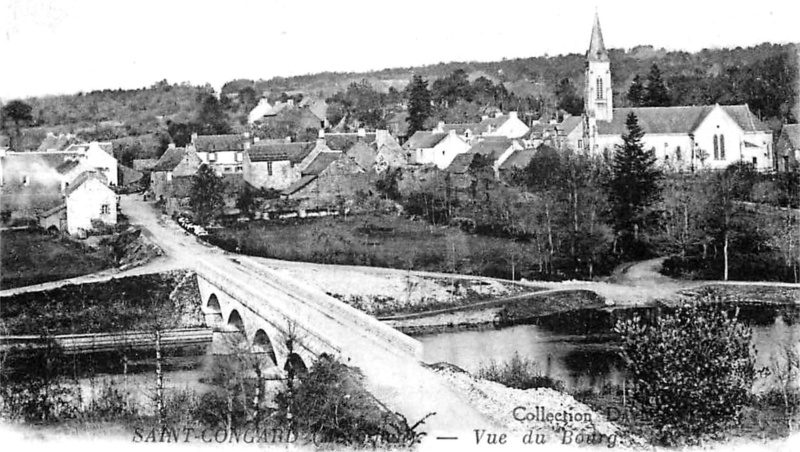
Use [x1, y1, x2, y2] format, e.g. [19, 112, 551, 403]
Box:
[0, 230, 114, 290]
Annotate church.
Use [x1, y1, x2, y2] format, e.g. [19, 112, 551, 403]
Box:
[567, 13, 774, 171]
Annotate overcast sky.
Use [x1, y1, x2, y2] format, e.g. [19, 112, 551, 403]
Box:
[1, 0, 799, 100]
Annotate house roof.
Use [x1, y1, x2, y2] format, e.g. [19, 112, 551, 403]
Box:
[301, 152, 344, 176]
[118, 164, 144, 186]
[38, 203, 66, 219]
[194, 134, 248, 152]
[447, 152, 476, 174]
[64, 142, 114, 156]
[597, 105, 771, 136]
[3, 151, 82, 171]
[468, 139, 514, 160]
[37, 133, 78, 152]
[55, 159, 82, 175]
[283, 175, 317, 195]
[248, 142, 315, 163]
[172, 149, 203, 177]
[325, 133, 376, 151]
[499, 148, 537, 171]
[558, 116, 584, 135]
[404, 131, 449, 149]
[780, 124, 800, 149]
[65, 171, 109, 196]
[151, 147, 187, 172]
[132, 158, 158, 171]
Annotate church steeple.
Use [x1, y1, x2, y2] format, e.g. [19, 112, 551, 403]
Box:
[587, 11, 609, 62]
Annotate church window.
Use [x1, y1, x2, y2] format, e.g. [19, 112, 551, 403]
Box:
[676, 146, 682, 161]
[713, 135, 719, 160]
[720, 135, 726, 159]
[596, 78, 604, 100]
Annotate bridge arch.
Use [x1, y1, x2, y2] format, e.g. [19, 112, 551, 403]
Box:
[227, 309, 245, 331]
[284, 353, 308, 376]
[204, 294, 223, 327]
[252, 329, 278, 366]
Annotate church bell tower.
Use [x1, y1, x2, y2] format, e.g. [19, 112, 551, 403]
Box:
[585, 12, 612, 123]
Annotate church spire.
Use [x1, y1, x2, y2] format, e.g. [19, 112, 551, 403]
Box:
[587, 11, 609, 62]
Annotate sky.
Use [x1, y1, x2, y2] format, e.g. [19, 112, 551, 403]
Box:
[1, 0, 799, 101]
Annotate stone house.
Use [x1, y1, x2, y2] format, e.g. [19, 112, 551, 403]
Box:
[243, 141, 316, 190]
[473, 112, 530, 139]
[65, 171, 117, 235]
[465, 137, 522, 178]
[403, 129, 471, 169]
[38, 204, 67, 232]
[282, 151, 367, 209]
[150, 146, 202, 203]
[776, 124, 800, 172]
[498, 148, 538, 179]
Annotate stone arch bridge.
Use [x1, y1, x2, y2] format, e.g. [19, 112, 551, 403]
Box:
[195, 256, 422, 376]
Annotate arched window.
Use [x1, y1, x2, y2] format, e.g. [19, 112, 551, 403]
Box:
[719, 135, 726, 159]
[596, 78, 604, 100]
[713, 135, 719, 160]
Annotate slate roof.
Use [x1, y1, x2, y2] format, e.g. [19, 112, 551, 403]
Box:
[558, 116, 584, 135]
[473, 115, 512, 134]
[283, 175, 317, 195]
[468, 139, 514, 160]
[64, 142, 114, 156]
[39, 203, 66, 219]
[55, 159, 82, 174]
[780, 124, 800, 149]
[65, 171, 109, 196]
[447, 152, 476, 174]
[587, 12, 609, 62]
[301, 152, 343, 176]
[151, 147, 187, 172]
[194, 134, 248, 152]
[499, 148, 537, 171]
[248, 142, 315, 163]
[598, 105, 770, 135]
[404, 131, 449, 149]
[325, 133, 376, 151]
[132, 158, 158, 171]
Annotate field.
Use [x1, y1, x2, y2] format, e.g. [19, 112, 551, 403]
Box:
[210, 214, 582, 281]
[0, 230, 114, 289]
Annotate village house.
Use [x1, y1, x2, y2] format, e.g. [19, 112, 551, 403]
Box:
[149, 145, 202, 206]
[463, 137, 523, 178]
[189, 133, 250, 175]
[248, 98, 274, 124]
[498, 147, 539, 179]
[403, 129, 471, 169]
[324, 129, 406, 172]
[64, 171, 117, 235]
[132, 158, 158, 173]
[577, 13, 773, 171]
[282, 150, 368, 209]
[776, 124, 800, 172]
[244, 141, 316, 190]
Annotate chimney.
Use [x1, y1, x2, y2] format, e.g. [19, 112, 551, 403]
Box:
[244, 141, 251, 151]
[243, 131, 250, 139]
[317, 129, 326, 146]
[357, 128, 366, 140]
[318, 129, 325, 139]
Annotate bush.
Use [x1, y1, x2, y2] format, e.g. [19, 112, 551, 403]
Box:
[477, 352, 565, 392]
[615, 300, 756, 445]
[274, 354, 429, 446]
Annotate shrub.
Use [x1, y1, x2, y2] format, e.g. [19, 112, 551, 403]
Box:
[274, 354, 429, 446]
[477, 352, 565, 392]
[615, 300, 756, 445]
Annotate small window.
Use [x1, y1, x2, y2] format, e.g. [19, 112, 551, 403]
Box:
[578, 139, 583, 149]
[236, 166, 243, 172]
[267, 161, 273, 176]
[676, 146, 682, 161]
[101, 204, 110, 215]
[209, 152, 217, 162]
[752, 157, 757, 166]
[236, 152, 243, 162]
[22, 174, 30, 186]
[166, 172, 172, 182]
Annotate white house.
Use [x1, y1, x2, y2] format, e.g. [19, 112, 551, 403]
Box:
[189, 133, 250, 175]
[403, 130, 471, 169]
[65, 171, 117, 235]
[64, 141, 118, 185]
[474, 111, 530, 139]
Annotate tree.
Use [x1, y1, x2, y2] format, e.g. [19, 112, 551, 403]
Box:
[554, 78, 583, 116]
[606, 113, 663, 253]
[644, 64, 670, 107]
[196, 92, 231, 135]
[236, 184, 260, 220]
[616, 301, 756, 445]
[406, 75, 432, 136]
[1, 100, 33, 151]
[190, 164, 225, 225]
[626, 75, 645, 107]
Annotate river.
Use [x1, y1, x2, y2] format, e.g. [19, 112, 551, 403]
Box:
[418, 305, 800, 393]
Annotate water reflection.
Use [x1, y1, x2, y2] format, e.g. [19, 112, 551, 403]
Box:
[418, 306, 800, 393]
